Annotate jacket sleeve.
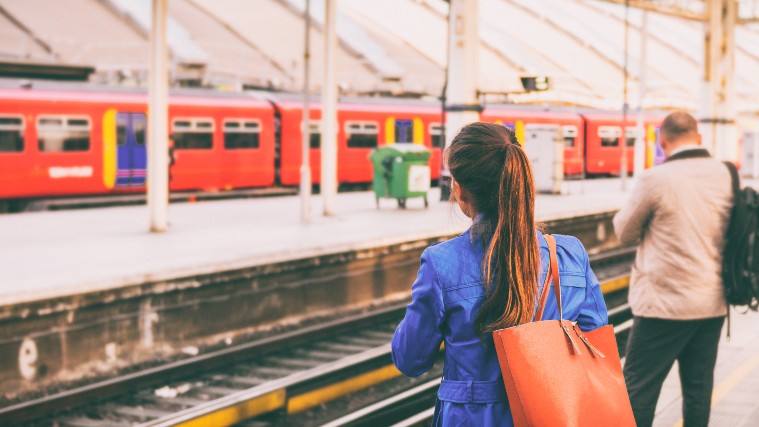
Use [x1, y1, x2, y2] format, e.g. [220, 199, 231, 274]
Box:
[391, 248, 445, 378]
[613, 172, 658, 245]
[576, 246, 609, 331]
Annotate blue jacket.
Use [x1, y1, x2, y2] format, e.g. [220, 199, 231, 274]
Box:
[391, 229, 608, 426]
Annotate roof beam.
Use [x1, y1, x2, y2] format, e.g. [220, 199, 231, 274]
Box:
[592, 0, 706, 21]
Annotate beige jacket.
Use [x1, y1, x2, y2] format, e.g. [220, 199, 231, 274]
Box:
[613, 149, 732, 319]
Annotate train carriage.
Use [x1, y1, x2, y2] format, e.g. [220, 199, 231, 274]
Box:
[0, 85, 276, 202]
[481, 106, 586, 177]
[582, 112, 664, 176]
[277, 97, 442, 186]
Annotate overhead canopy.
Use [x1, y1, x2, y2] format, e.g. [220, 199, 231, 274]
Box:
[1, 0, 759, 112]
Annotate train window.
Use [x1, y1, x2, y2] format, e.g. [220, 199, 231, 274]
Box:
[223, 119, 261, 149]
[625, 127, 639, 147]
[117, 122, 127, 146]
[308, 122, 321, 149]
[37, 115, 90, 152]
[134, 119, 146, 146]
[562, 125, 578, 148]
[68, 119, 89, 127]
[345, 121, 379, 148]
[598, 126, 621, 147]
[430, 123, 444, 148]
[0, 116, 24, 152]
[172, 118, 213, 150]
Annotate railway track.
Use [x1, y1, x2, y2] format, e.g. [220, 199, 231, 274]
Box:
[1, 247, 635, 427]
[319, 303, 635, 427]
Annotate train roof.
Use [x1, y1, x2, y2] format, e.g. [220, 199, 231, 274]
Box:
[0, 78, 273, 108]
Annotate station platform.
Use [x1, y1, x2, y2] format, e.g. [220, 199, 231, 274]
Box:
[0, 178, 632, 306]
[654, 308, 759, 427]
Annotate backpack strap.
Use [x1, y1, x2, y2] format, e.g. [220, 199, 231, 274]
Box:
[722, 161, 738, 341]
[724, 161, 740, 196]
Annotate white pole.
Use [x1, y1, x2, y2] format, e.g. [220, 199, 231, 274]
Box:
[441, 0, 480, 199]
[301, 0, 312, 222]
[634, 10, 648, 178]
[321, 0, 338, 216]
[147, 0, 169, 232]
[621, 0, 630, 191]
[700, 0, 737, 162]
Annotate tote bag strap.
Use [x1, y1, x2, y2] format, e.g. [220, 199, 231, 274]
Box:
[534, 234, 562, 322]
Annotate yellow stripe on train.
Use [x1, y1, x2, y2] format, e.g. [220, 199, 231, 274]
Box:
[102, 109, 117, 189]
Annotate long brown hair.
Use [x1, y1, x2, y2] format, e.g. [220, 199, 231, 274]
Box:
[446, 122, 540, 334]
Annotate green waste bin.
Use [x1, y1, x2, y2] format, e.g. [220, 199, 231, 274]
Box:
[370, 144, 431, 209]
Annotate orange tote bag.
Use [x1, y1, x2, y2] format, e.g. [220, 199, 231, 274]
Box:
[492, 235, 635, 427]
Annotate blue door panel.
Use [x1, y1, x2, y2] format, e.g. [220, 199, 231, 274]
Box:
[396, 119, 413, 143]
[132, 114, 147, 186]
[115, 112, 148, 187]
[116, 113, 131, 187]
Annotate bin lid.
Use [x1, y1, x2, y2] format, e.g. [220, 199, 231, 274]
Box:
[370, 143, 431, 160]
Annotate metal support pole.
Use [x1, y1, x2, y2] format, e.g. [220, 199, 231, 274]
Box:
[301, 0, 312, 222]
[321, 0, 338, 216]
[147, 0, 169, 232]
[700, 0, 737, 161]
[621, 0, 630, 190]
[441, 0, 480, 201]
[634, 10, 648, 178]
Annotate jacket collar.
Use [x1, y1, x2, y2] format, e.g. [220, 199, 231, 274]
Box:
[468, 213, 546, 248]
[665, 148, 711, 163]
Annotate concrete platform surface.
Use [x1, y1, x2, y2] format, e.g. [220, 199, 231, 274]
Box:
[0, 179, 634, 305]
[653, 308, 759, 427]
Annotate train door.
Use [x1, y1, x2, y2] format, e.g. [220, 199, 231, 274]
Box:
[395, 119, 413, 143]
[501, 122, 516, 131]
[116, 112, 147, 187]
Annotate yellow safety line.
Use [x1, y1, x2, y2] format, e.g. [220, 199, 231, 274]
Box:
[287, 364, 401, 414]
[671, 350, 759, 427]
[175, 389, 286, 427]
[601, 275, 630, 295]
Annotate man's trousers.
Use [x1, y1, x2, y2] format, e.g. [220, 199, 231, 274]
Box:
[623, 316, 725, 427]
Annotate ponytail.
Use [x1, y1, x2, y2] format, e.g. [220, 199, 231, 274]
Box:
[478, 144, 539, 332]
[446, 123, 540, 334]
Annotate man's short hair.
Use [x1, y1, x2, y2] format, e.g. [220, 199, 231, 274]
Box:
[661, 111, 699, 141]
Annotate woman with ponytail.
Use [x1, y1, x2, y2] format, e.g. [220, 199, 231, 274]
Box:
[391, 122, 608, 426]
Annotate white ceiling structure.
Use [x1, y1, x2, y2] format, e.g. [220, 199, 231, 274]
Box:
[0, 0, 758, 113]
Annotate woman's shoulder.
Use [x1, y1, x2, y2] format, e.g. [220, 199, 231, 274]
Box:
[422, 231, 482, 288]
[543, 233, 590, 273]
[552, 233, 586, 252]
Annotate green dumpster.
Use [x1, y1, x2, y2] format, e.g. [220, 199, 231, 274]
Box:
[370, 144, 431, 209]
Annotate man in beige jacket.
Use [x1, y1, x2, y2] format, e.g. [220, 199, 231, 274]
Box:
[614, 111, 732, 427]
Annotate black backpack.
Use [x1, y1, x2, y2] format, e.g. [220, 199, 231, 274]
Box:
[722, 162, 759, 310]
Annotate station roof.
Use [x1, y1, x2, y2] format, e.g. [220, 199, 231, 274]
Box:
[0, 0, 758, 113]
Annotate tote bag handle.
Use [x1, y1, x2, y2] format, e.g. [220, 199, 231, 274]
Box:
[534, 234, 562, 322]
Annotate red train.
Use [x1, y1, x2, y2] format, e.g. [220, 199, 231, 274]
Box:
[0, 82, 665, 208]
